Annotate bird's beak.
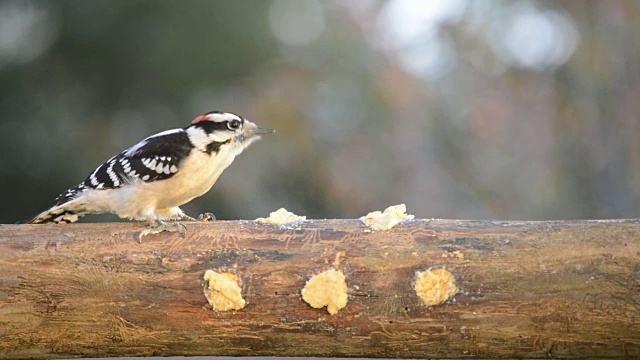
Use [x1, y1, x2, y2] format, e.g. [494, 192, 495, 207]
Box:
[245, 120, 275, 135]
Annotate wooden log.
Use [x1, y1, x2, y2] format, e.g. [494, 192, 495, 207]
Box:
[0, 219, 638, 359]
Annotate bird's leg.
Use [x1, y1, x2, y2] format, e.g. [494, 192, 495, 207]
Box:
[137, 220, 187, 243]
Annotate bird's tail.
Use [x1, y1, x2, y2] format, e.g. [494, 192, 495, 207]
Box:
[20, 183, 90, 224]
[24, 205, 85, 224]
[22, 184, 90, 224]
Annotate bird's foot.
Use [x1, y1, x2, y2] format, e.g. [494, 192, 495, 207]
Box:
[198, 212, 216, 221]
[137, 220, 187, 243]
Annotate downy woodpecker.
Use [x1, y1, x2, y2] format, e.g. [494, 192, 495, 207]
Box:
[27, 111, 274, 240]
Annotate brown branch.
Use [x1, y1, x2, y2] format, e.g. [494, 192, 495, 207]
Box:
[0, 219, 638, 359]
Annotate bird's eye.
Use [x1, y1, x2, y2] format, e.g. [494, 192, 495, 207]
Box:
[227, 120, 241, 131]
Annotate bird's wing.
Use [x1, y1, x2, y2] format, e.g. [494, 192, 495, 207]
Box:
[72, 129, 193, 196]
[33, 129, 194, 222]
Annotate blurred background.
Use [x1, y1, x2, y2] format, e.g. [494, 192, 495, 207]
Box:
[2, 0, 640, 223]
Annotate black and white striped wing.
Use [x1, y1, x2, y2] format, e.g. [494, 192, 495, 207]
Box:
[52, 129, 193, 206]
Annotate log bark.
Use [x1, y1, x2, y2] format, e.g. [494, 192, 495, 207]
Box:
[0, 219, 638, 359]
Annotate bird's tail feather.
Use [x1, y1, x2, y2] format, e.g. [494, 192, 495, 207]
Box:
[24, 204, 86, 224]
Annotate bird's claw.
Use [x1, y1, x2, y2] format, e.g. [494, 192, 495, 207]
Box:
[198, 212, 216, 221]
[137, 220, 187, 243]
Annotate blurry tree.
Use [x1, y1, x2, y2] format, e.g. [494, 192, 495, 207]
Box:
[2, 0, 640, 223]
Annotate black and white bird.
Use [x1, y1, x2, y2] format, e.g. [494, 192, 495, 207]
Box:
[26, 111, 274, 239]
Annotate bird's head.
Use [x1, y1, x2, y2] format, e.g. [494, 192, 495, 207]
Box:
[187, 111, 274, 154]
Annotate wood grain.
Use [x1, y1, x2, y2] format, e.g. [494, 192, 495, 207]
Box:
[0, 219, 638, 359]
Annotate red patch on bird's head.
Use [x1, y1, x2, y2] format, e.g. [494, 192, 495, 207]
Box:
[192, 114, 209, 124]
